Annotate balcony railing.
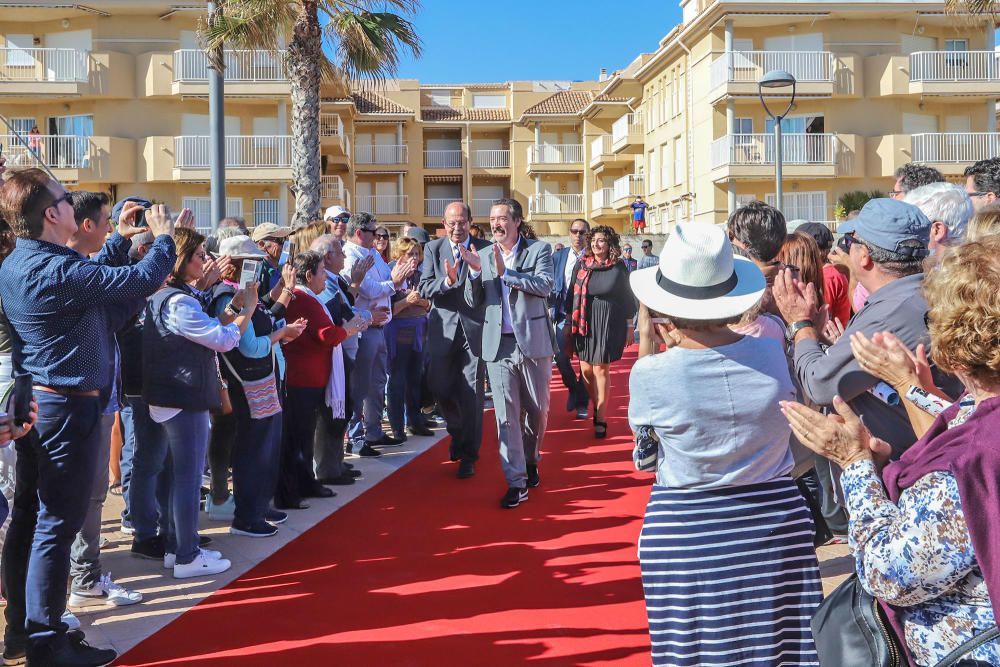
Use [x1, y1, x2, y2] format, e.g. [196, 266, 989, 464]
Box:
[174, 135, 292, 169]
[710, 133, 835, 169]
[709, 51, 834, 90]
[4, 134, 90, 168]
[612, 113, 643, 148]
[173, 49, 286, 82]
[320, 175, 350, 208]
[425, 198, 463, 217]
[355, 144, 408, 164]
[472, 198, 500, 218]
[910, 51, 1000, 82]
[527, 144, 584, 165]
[591, 187, 614, 211]
[320, 113, 343, 138]
[590, 135, 613, 165]
[472, 149, 510, 168]
[613, 174, 644, 202]
[912, 133, 1000, 164]
[356, 194, 407, 215]
[424, 149, 462, 168]
[528, 193, 584, 214]
[0, 48, 88, 82]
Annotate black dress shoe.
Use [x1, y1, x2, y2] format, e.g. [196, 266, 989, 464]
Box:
[346, 469, 363, 478]
[357, 444, 382, 457]
[527, 464, 540, 488]
[304, 485, 335, 498]
[318, 473, 356, 486]
[408, 425, 434, 437]
[373, 435, 403, 447]
[343, 462, 355, 469]
[27, 630, 118, 667]
[457, 460, 476, 478]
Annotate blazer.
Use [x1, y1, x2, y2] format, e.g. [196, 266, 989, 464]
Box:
[549, 246, 585, 322]
[466, 237, 558, 363]
[419, 235, 492, 358]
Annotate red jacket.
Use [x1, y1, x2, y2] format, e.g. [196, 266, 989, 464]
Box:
[282, 289, 347, 388]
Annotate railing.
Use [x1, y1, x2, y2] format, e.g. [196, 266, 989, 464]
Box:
[710, 133, 836, 168]
[4, 134, 90, 168]
[527, 144, 584, 165]
[356, 194, 407, 215]
[0, 48, 88, 82]
[910, 51, 1000, 82]
[424, 149, 463, 168]
[173, 49, 286, 82]
[591, 187, 614, 211]
[319, 113, 343, 138]
[472, 149, 510, 168]
[613, 174, 645, 202]
[425, 198, 464, 217]
[320, 175, 349, 208]
[709, 51, 834, 90]
[612, 113, 643, 147]
[590, 135, 613, 164]
[472, 198, 499, 218]
[174, 135, 292, 169]
[912, 133, 1000, 163]
[355, 144, 408, 164]
[528, 193, 584, 214]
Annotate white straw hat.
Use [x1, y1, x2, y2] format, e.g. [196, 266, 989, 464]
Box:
[629, 222, 765, 320]
[218, 234, 268, 259]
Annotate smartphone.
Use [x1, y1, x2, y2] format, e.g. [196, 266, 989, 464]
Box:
[239, 259, 261, 290]
[279, 240, 290, 266]
[136, 207, 148, 228]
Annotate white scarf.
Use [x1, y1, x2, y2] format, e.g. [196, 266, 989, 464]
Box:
[294, 285, 346, 419]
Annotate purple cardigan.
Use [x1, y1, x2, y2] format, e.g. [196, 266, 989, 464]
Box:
[879, 395, 1000, 665]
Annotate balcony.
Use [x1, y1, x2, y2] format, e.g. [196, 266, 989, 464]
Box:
[710, 133, 861, 181]
[528, 193, 584, 215]
[612, 175, 645, 208]
[0, 47, 95, 97]
[4, 134, 136, 183]
[355, 144, 408, 166]
[472, 198, 499, 218]
[527, 144, 584, 172]
[320, 113, 350, 160]
[709, 51, 836, 100]
[320, 175, 350, 209]
[591, 187, 615, 218]
[170, 49, 289, 96]
[424, 149, 463, 169]
[908, 51, 1000, 97]
[912, 133, 1000, 173]
[357, 194, 408, 215]
[472, 149, 510, 169]
[170, 135, 292, 181]
[425, 198, 460, 217]
[611, 113, 643, 153]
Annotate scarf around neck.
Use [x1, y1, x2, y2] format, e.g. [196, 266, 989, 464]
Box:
[569, 255, 617, 338]
[294, 286, 346, 419]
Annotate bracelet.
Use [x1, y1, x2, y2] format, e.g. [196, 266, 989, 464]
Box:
[225, 303, 240, 317]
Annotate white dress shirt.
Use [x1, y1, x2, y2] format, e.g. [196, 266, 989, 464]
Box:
[341, 240, 396, 326]
[443, 237, 472, 291]
[564, 247, 586, 296]
[471, 239, 520, 335]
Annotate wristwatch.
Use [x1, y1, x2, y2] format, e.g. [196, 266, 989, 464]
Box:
[225, 302, 240, 317]
[785, 319, 815, 342]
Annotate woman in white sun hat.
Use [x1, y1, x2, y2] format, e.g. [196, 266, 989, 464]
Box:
[628, 222, 823, 667]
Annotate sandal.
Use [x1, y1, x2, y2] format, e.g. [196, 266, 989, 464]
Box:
[594, 420, 608, 439]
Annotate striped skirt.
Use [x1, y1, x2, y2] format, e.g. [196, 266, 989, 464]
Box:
[639, 477, 823, 667]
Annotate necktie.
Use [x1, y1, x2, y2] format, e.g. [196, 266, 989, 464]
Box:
[453, 244, 464, 274]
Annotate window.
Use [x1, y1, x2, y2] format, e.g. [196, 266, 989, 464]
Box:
[672, 71, 681, 117]
[648, 150, 658, 192]
[5, 34, 33, 67]
[733, 117, 753, 135]
[660, 143, 670, 189]
[765, 191, 828, 221]
[674, 136, 684, 185]
[428, 91, 453, 107]
[945, 39, 969, 67]
[472, 94, 505, 108]
[182, 197, 244, 233]
[253, 199, 280, 226]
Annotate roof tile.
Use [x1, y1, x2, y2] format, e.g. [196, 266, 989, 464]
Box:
[522, 90, 593, 115]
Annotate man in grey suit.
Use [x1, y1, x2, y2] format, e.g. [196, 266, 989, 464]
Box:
[463, 198, 557, 509]
[419, 202, 492, 478]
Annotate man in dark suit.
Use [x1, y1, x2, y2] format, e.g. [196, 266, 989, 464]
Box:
[550, 218, 590, 419]
[464, 199, 557, 509]
[418, 201, 491, 478]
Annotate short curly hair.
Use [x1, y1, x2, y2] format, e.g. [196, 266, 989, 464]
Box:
[586, 224, 622, 263]
[894, 163, 944, 193]
[923, 235, 1000, 385]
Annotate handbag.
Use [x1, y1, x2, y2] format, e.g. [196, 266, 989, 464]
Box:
[812, 574, 999, 667]
[219, 352, 280, 420]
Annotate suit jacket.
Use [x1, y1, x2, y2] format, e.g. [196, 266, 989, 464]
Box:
[466, 237, 557, 363]
[419, 235, 492, 358]
[550, 246, 586, 322]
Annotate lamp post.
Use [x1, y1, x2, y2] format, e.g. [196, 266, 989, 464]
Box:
[758, 69, 796, 213]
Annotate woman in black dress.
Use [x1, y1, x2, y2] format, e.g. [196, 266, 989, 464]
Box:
[569, 225, 636, 438]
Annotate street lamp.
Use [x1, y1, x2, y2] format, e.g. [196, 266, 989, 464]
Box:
[758, 69, 796, 213]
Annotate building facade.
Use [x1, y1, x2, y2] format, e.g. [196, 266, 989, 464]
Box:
[1, 0, 997, 235]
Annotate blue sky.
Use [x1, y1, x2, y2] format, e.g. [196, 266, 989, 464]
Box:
[326, 0, 682, 83]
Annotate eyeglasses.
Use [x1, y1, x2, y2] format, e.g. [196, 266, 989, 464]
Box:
[569, 229, 587, 235]
[359, 227, 377, 234]
[641, 245, 651, 249]
[444, 220, 469, 229]
[623, 248, 632, 253]
[967, 191, 992, 198]
[48, 191, 73, 210]
[837, 232, 860, 253]
[375, 233, 389, 240]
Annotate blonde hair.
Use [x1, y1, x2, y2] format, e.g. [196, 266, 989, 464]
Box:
[392, 236, 422, 262]
[964, 204, 1000, 243]
[288, 220, 327, 258]
[922, 235, 1000, 385]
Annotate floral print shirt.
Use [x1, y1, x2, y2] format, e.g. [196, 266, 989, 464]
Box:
[841, 410, 999, 667]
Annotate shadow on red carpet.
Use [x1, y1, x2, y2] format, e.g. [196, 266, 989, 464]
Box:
[116, 348, 651, 667]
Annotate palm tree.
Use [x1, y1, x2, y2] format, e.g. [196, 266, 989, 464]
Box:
[944, 0, 997, 13]
[201, 0, 421, 227]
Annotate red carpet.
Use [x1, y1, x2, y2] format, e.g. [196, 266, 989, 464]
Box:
[118, 349, 651, 666]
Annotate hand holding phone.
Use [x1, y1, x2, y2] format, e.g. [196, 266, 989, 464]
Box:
[239, 259, 262, 290]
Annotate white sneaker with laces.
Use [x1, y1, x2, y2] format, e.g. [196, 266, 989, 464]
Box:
[173, 550, 231, 579]
[68, 573, 143, 608]
[163, 548, 222, 569]
[61, 610, 81, 631]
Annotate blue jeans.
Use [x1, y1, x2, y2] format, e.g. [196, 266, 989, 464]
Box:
[387, 331, 426, 437]
[348, 327, 387, 445]
[2, 392, 101, 652]
[160, 410, 210, 565]
[230, 383, 281, 528]
[69, 413, 115, 591]
[118, 401, 138, 526]
[126, 396, 170, 543]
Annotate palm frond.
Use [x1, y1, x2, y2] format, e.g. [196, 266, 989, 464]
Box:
[324, 9, 421, 85]
[944, 0, 999, 15]
[199, 0, 299, 68]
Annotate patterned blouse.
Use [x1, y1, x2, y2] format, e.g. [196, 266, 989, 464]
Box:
[841, 402, 999, 667]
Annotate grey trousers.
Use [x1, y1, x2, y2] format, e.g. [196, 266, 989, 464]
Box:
[69, 412, 115, 591]
[485, 335, 553, 488]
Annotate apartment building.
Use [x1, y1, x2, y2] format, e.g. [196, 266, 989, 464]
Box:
[2, 0, 997, 235]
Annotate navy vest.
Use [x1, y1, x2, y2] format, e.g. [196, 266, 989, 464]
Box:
[208, 284, 275, 383]
[141, 285, 221, 411]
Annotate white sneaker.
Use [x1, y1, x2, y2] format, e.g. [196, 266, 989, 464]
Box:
[61, 610, 81, 631]
[164, 548, 222, 569]
[173, 550, 231, 579]
[205, 494, 235, 521]
[68, 573, 143, 608]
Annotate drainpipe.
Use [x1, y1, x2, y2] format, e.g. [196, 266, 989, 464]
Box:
[678, 37, 695, 223]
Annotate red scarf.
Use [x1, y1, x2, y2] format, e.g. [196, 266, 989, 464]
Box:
[570, 255, 615, 338]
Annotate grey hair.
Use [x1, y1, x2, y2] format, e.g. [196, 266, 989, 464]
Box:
[310, 233, 340, 255]
[903, 181, 973, 241]
[346, 211, 375, 238]
[128, 230, 154, 259]
[215, 226, 244, 243]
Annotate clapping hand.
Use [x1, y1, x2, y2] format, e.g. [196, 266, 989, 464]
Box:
[283, 317, 308, 341]
[849, 331, 940, 396]
[371, 305, 390, 326]
[351, 255, 374, 286]
[444, 258, 459, 286]
[345, 314, 368, 335]
[390, 257, 417, 285]
[175, 208, 194, 229]
[281, 261, 296, 290]
[459, 243, 481, 273]
[780, 396, 888, 469]
[198, 255, 223, 291]
[773, 268, 820, 326]
[492, 245, 506, 276]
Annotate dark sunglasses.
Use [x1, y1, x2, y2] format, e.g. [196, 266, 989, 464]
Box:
[837, 232, 860, 253]
[359, 227, 377, 234]
[375, 233, 389, 240]
[49, 191, 73, 210]
[967, 191, 992, 198]
[569, 229, 587, 235]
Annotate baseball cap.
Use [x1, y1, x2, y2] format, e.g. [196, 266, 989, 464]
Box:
[250, 222, 293, 242]
[111, 196, 151, 223]
[405, 226, 430, 244]
[324, 205, 350, 221]
[795, 222, 835, 251]
[837, 198, 930, 256]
